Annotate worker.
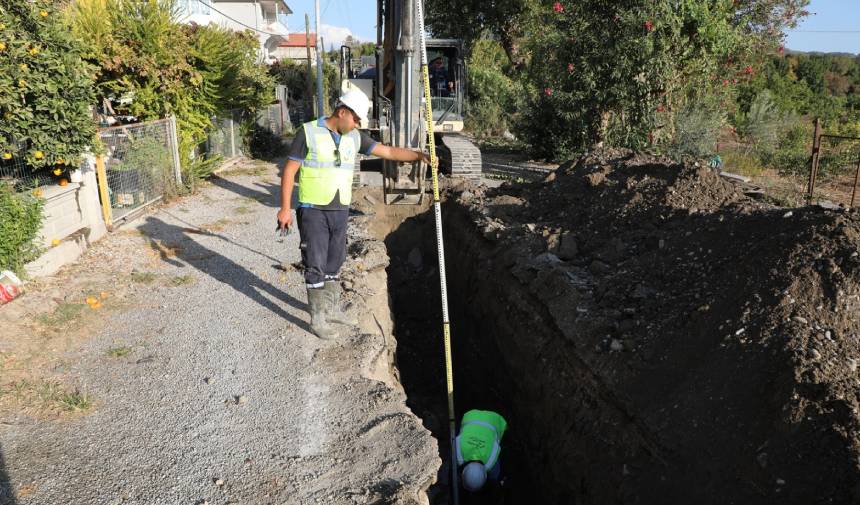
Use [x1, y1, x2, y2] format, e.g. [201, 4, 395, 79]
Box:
[429, 57, 453, 97]
[456, 409, 508, 493]
[276, 90, 429, 340]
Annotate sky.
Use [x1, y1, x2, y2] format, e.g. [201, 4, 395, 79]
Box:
[785, 0, 860, 54]
[284, 0, 377, 48]
[284, 0, 860, 55]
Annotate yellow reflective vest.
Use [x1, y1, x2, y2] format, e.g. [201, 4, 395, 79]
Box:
[299, 119, 360, 206]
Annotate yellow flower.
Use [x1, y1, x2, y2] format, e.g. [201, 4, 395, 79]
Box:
[29, 47, 39, 56]
[2, 152, 11, 160]
[17, 79, 25, 88]
[53, 168, 62, 176]
[51, 238, 60, 247]
[56, 158, 65, 165]
[19, 63, 27, 71]
[32, 188, 43, 198]
[0, 42, 6, 51]
[34, 150, 44, 160]
[85, 296, 99, 306]
[40, 10, 48, 17]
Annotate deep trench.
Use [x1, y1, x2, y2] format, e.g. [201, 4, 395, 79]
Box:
[379, 202, 541, 505]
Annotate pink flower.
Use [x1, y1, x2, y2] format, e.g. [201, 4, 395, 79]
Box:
[644, 20, 654, 32]
[567, 63, 575, 73]
[778, 45, 785, 54]
[656, 105, 665, 113]
[553, 2, 563, 13]
[722, 79, 730, 86]
[544, 87, 553, 96]
[744, 65, 754, 75]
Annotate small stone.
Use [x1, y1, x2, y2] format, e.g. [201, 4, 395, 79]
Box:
[235, 395, 248, 405]
[214, 478, 224, 486]
[735, 328, 746, 336]
[792, 316, 808, 324]
[757, 452, 768, 469]
[697, 304, 710, 312]
[776, 478, 786, 485]
[809, 349, 822, 360]
[363, 194, 378, 205]
[658, 239, 665, 249]
[783, 211, 793, 218]
[825, 330, 832, 340]
[610, 339, 624, 352]
[847, 358, 858, 373]
[203, 377, 212, 385]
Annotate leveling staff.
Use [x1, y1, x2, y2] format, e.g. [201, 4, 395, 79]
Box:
[277, 90, 429, 340]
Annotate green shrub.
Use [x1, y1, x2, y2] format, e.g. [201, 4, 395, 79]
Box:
[668, 101, 725, 158]
[0, 182, 44, 272]
[116, 137, 179, 200]
[0, 1, 96, 168]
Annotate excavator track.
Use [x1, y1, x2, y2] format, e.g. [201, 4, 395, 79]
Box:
[436, 133, 482, 181]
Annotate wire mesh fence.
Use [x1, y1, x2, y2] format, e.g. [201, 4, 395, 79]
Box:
[811, 135, 860, 208]
[205, 109, 245, 161]
[0, 143, 69, 192]
[97, 117, 181, 223]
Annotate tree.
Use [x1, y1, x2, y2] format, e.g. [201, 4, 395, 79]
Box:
[0, 0, 96, 168]
[425, 0, 538, 66]
[516, 0, 809, 160]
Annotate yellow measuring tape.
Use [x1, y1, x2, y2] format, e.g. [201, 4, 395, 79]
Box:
[415, 1, 459, 503]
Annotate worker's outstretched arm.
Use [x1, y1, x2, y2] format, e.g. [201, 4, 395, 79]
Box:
[277, 159, 301, 229]
[371, 144, 431, 164]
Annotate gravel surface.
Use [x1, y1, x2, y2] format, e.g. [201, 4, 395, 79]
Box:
[0, 160, 439, 505]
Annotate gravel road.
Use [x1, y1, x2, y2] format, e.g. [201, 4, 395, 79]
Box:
[0, 160, 439, 505]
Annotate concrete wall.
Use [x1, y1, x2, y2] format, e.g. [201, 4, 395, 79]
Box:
[25, 156, 107, 278]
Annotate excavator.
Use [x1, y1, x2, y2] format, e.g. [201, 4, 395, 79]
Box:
[339, 0, 482, 204]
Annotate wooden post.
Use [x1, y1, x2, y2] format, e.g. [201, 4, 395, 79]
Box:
[305, 14, 314, 118]
[95, 155, 113, 231]
[807, 118, 822, 205]
[851, 154, 860, 208]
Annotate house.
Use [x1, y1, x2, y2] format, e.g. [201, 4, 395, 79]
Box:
[176, 0, 292, 63]
[270, 33, 318, 63]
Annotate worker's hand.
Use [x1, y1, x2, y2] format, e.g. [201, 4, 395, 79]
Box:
[276, 208, 293, 231]
[421, 152, 431, 164]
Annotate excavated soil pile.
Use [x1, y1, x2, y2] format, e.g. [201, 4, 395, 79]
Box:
[441, 149, 860, 504]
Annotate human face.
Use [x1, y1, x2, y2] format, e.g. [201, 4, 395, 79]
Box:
[337, 107, 361, 134]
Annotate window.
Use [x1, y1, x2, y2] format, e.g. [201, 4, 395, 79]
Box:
[178, 0, 210, 15]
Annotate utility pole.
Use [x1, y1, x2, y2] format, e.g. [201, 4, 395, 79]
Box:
[315, 0, 324, 117]
[305, 14, 314, 119]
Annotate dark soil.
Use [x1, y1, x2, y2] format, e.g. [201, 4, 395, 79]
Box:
[439, 149, 860, 504]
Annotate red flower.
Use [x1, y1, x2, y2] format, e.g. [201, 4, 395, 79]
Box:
[644, 20, 654, 32]
[778, 45, 785, 54]
[722, 79, 730, 86]
[656, 105, 665, 113]
[553, 2, 563, 13]
[544, 87, 553, 96]
[744, 65, 754, 75]
[567, 63, 575, 73]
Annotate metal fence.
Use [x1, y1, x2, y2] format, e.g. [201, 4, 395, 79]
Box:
[97, 117, 181, 224]
[809, 119, 860, 208]
[204, 101, 290, 161]
[0, 145, 65, 191]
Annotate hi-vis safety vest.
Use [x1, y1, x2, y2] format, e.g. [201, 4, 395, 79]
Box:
[456, 410, 507, 470]
[299, 119, 361, 206]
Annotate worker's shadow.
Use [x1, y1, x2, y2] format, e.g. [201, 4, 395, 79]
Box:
[138, 216, 310, 333]
[0, 446, 18, 505]
[210, 175, 281, 208]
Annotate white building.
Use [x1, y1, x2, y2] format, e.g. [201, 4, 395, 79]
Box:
[176, 0, 292, 64]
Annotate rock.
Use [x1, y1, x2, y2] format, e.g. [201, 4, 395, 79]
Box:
[214, 478, 224, 486]
[792, 316, 808, 324]
[776, 478, 786, 485]
[757, 452, 768, 469]
[544, 172, 557, 183]
[235, 395, 248, 405]
[783, 211, 793, 218]
[847, 358, 858, 373]
[203, 377, 212, 385]
[585, 171, 606, 187]
[589, 260, 611, 275]
[363, 194, 378, 205]
[406, 248, 423, 270]
[809, 349, 822, 360]
[534, 253, 563, 266]
[610, 339, 624, 352]
[557, 231, 578, 260]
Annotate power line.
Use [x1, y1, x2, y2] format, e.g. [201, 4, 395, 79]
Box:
[790, 30, 860, 33]
[195, 0, 284, 37]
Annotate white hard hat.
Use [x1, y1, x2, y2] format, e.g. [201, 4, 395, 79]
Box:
[337, 89, 370, 123]
[462, 461, 487, 492]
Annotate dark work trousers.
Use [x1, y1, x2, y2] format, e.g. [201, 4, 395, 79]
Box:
[296, 207, 349, 287]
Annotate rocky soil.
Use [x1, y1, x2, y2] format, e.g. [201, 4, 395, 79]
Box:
[440, 149, 860, 504]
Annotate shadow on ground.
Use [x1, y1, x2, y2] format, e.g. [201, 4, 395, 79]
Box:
[138, 217, 310, 333]
[0, 446, 17, 505]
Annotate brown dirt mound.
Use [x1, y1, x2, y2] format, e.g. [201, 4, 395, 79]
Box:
[445, 148, 860, 504]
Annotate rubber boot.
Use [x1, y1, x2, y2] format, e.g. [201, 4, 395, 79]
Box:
[323, 281, 358, 326]
[306, 287, 338, 340]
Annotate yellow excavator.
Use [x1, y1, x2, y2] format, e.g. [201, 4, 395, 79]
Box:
[339, 0, 482, 204]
